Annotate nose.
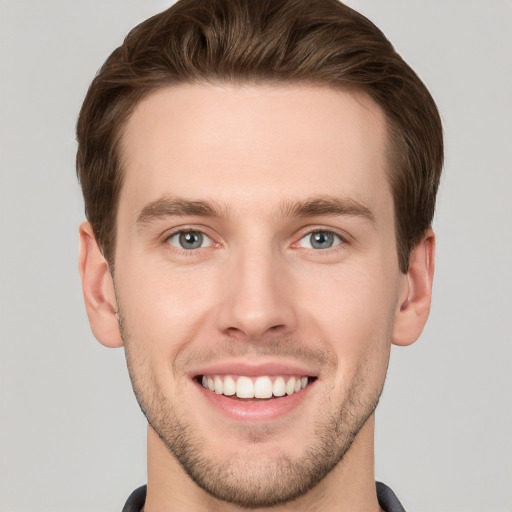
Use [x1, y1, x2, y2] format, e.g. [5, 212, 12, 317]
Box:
[215, 245, 298, 340]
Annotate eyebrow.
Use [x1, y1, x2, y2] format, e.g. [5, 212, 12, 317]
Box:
[136, 195, 375, 226]
[136, 197, 226, 226]
[280, 196, 376, 223]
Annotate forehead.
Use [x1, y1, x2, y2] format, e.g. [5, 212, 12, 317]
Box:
[118, 83, 392, 220]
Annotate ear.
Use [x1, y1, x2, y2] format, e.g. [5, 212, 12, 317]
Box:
[78, 222, 123, 348]
[392, 230, 435, 346]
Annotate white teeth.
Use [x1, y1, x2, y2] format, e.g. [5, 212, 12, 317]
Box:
[223, 375, 236, 396]
[273, 377, 286, 397]
[236, 376, 254, 398]
[254, 376, 273, 398]
[286, 377, 296, 395]
[214, 376, 223, 394]
[200, 374, 312, 399]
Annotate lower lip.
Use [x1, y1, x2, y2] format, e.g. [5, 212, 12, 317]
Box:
[195, 380, 314, 421]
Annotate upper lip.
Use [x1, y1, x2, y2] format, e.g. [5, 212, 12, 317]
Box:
[190, 360, 320, 378]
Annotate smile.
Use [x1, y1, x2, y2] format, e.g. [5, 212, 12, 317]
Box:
[200, 374, 310, 399]
[192, 363, 319, 421]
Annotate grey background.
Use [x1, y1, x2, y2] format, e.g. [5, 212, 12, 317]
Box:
[1, 1, 511, 510]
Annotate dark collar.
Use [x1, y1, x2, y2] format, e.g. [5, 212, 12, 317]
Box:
[122, 481, 406, 512]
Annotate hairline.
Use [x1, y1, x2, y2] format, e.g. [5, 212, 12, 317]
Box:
[107, 79, 411, 271]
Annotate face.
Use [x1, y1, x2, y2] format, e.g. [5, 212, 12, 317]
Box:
[114, 84, 405, 507]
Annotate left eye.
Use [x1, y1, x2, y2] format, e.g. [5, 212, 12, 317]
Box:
[299, 231, 342, 250]
[167, 230, 212, 250]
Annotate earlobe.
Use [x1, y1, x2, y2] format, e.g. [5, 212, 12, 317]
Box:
[78, 222, 123, 348]
[392, 230, 435, 347]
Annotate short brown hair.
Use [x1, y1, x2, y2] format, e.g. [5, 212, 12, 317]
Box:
[76, 0, 443, 272]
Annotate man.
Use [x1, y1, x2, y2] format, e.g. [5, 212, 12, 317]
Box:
[76, 0, 442, 510]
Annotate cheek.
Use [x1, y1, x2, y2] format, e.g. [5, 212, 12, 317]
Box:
[119, 260, 205, 321]
[296, 262, 398, 375]
[299, 262, 398, 332]
[116, 262, 220, 364]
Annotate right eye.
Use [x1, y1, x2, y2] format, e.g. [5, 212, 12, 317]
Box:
[297, 230, 343, 250]
[166, 230, 212, 250]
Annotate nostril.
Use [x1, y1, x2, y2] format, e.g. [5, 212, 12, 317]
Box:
[224, 326, 246, 338]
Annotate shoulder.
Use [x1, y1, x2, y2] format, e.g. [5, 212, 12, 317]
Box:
[376, 481, 406, 512]
[122, 485, 147, 512]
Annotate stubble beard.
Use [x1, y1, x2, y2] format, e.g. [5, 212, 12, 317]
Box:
[119, 313, 389, 509]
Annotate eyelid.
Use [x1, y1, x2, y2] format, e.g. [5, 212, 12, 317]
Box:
[167, 231, 212, 249]
[292, 227, 349, 249]
[162, 225, 219, 249]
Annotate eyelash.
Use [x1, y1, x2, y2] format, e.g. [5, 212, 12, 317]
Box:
[162, 227, 347, 254]
[163, 228, 217, 253]
[294, 229, 347, 251]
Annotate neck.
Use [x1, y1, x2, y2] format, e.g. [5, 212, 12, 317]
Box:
[144, 415, 381, 512]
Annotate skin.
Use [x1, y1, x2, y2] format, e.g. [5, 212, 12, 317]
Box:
[79, 84, 435, 511]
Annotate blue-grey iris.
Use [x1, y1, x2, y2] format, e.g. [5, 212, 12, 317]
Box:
[310, 231, 334, 249]
[179, 231, 203, 249]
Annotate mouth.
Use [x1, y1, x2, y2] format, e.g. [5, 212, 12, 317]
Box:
[197, 374, 315, 399]
[192, 365, 319, 421]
